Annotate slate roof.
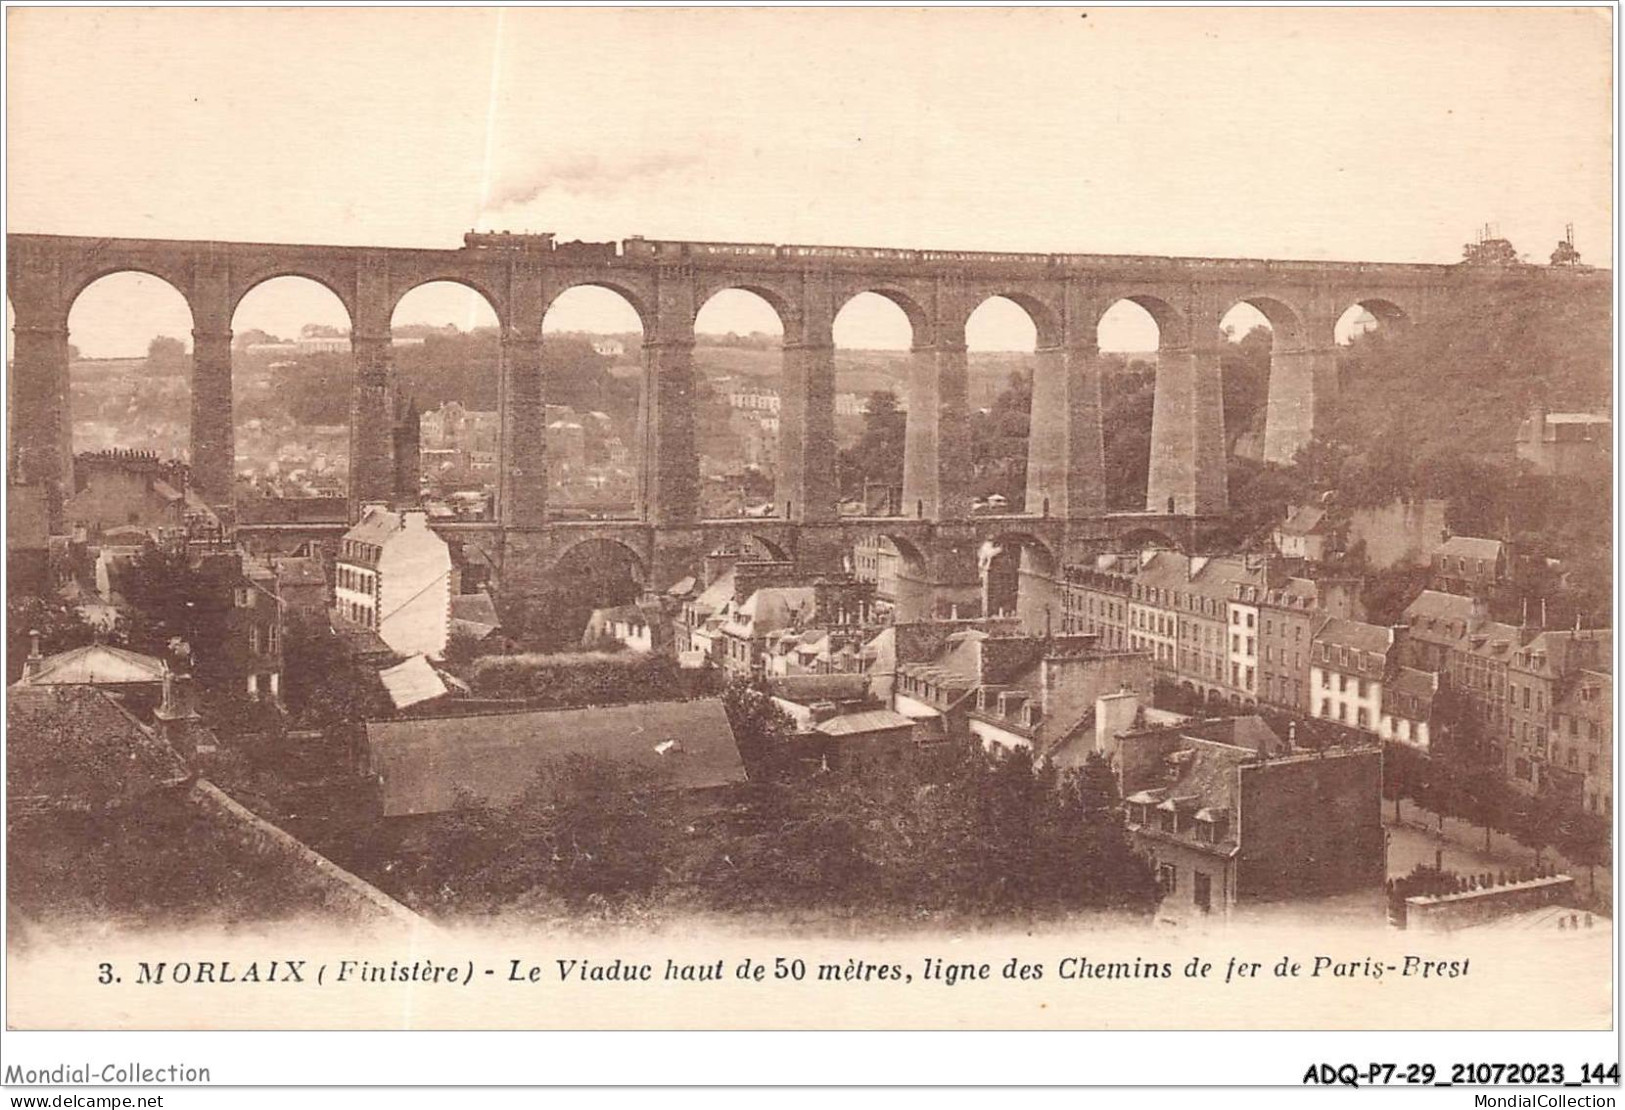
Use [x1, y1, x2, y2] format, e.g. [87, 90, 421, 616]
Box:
[449, 591, 502, 639]
[688, 571, 736, 617]
[7, 685, 189, 811]
[1463, 622, 1529, 662]
[1406, 590, 1476, 624]
[1279, 505, 1327, 535]
[1135, 551, 1191, 591]
[364, 698, 747, 816]
[343, 506, 419, 548]
[1434, 536, 1505, 563]
[724, 586, 816, 638]
[275, 557, 328, 589]
[331, 611, 398, 659]
[1314, 617, 1393, 657]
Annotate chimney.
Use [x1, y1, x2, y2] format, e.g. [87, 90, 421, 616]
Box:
[153, 665, 205, 760]
[21, 631, 44, 682]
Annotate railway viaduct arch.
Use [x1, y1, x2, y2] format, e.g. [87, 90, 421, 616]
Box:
[10, 231, 1602, 621]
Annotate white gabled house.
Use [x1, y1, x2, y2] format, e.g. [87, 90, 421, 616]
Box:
[335, 506, 452, 661]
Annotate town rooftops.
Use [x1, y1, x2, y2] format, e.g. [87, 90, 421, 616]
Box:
[1511, 628, 1612, 679]
[688, 571, 737, 618]
[364, 698, 747, 817]
[1406, 590, 1478, 625]
[1463, 620, 1529, 659]
[1433, 535, 1504, 563]
[449, 591, 502, 637]
[331, 611, 398, 660]
[342, 505, 431, 551]
[1135, 550, 1191, 591]
[1263, 576, 1320, 607]
[724, 586, 817, 638]
[17, 643, 167, 688]
[814, 709, 915, 738]
[274, 556, 327, 589]
[1278, 505, 1327, 535]
[1387, 666, 1440, 701]
[1314, 617, 1393, 658]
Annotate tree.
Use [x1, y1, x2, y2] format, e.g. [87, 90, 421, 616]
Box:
[1550, 239, 1583, 267]
[280, 620, 389, 729]
[1461, 237, 1520, 266]
[1558, 811, 1610, 895]
[6, 595, 99, 683]
[145, 335, 189, 373]
[836, 390, 907, 499]
[1074, 751, 1121, 816]
[1220, 324, 1272, 447]
[721, 676, 799, 782]
[1513, 786, 1567, 868]
[968, 371, 1031, 508]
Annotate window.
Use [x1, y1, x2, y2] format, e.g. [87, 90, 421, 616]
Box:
[1194, 871, 1212, 913]
[249, 627, 261, 655]
[1246, 613, 1255, 629]
[1158, 863, 1177, 893]
[235, 587, 253, 608]
[1320, 700, 1330, 718]
[1356, 707, 1368, 729]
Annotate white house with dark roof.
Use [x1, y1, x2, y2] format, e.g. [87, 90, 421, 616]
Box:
[1379, 666, 1438, 751]
[1273, 504, 1331, 561]
[1309, 618, 1394, 734]
[335, 506, 452, 660]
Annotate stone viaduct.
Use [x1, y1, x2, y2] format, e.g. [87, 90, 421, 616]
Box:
[8, 230, 1601, 622]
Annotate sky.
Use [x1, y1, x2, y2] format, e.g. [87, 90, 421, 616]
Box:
[8, 7, 1613, 357]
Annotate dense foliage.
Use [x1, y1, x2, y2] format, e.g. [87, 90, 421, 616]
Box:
[1381, 686, 1611, 887]
[464, 651, 721, 706]
[360, 744, 1160, 925]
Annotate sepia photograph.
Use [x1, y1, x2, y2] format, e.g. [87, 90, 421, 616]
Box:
[1, 2, 1618, 1093]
